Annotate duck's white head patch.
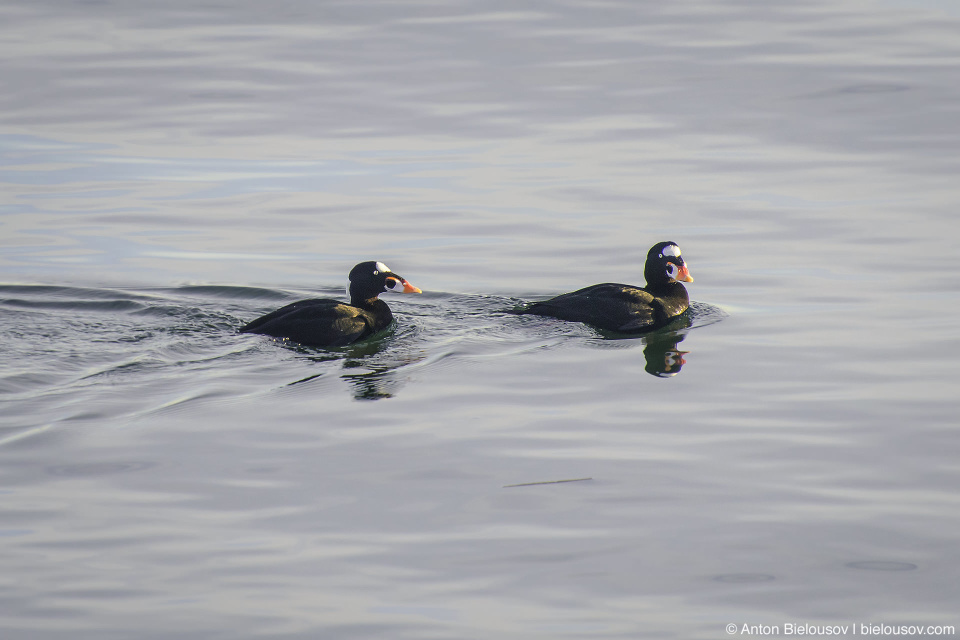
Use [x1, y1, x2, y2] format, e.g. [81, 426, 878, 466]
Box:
[661, 244, 681, 258]
[374, 261, 391, 275]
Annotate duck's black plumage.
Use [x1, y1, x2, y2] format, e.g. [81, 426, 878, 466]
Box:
[240, 261, 420, 347]
[517, 241, 694, 333]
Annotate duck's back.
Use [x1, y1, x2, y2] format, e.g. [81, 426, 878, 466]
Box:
[522, 282, 688, 333]
[240, 298, 381, 347]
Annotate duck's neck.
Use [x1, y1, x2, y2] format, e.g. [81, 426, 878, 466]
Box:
[354, 297, 393, 332]
[351, 295, 385, 311]
[648, 281, 688, 300]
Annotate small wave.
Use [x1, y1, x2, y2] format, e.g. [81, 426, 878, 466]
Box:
[0, 371, 64, 395]
[0, 285, 151, 301]
[131, 305, 240, 331]
[46, 461, 156, 477]
[158, 285, 291, 301]
[1, 298, 145, 312]
[687, 300, 728, 329]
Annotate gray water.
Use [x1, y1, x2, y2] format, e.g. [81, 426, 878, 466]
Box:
[2, 0, 959, 638]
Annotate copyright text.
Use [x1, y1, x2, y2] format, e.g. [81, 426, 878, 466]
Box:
[727, 623, 955, 636]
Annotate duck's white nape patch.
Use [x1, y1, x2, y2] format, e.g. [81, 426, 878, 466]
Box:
[375, 261, 391, 274]
[662, 244, 680, 258]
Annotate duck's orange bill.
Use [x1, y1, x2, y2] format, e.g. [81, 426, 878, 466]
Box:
[401, 280, 422, 294]
[677, 265, 693, 283]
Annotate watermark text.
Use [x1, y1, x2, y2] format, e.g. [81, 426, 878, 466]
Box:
[726, 623, 956, 636]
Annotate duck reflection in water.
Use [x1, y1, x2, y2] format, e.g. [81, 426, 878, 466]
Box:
[642, 329, 690, 378]
[286, 332, 424, 400]
[340, 360, 403, 400]
[596, 312, 692, 378]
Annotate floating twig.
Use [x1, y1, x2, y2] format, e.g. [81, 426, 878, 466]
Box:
[503, 477, 593, 488]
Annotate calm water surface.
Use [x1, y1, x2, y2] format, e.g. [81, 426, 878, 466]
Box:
[2, 0, 959, 638]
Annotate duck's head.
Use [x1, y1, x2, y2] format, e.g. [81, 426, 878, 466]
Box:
[348, 261, 421, 302]
[644, 241, 693, 288]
